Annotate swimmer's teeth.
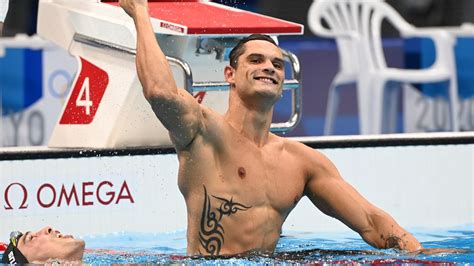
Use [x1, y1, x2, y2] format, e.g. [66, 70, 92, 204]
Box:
[258, 78, 274, 84]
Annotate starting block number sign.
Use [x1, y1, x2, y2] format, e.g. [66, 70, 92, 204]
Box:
[59, 58, 109, 124]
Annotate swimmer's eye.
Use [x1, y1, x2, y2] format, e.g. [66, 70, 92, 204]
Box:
[247, 54, 265, 64]
[250, 58, 262, 64]
[24, 233, 34, 244]
[273, 62, 283, 70]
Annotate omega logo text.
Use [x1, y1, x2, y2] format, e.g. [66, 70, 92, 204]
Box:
[3, 180, 135, 210]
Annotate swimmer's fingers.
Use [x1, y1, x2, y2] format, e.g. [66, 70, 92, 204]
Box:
[408, 248, 469, 255]
[119, 0, 148, 18]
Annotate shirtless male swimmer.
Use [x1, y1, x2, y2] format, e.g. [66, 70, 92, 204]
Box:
[119, 0, 422, 256]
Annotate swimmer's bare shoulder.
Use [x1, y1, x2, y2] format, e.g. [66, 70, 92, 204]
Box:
[277, 137, 337, 176]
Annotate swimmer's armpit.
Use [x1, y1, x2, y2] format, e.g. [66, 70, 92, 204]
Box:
[199, 185, 252, 255]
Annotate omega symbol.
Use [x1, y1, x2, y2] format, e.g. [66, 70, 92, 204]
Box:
[4, 183, 28, 210]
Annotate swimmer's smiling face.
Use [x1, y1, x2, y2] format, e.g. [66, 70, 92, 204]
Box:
[225, 40, 285, 104]
[17, 226, 85, 263]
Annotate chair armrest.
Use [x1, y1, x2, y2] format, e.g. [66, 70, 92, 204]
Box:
[400, 28, 456, 70]
[419, 25, 474, 38]
[401, 28, 453, 42]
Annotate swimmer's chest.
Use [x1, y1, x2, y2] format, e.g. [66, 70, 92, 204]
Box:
[208, 136, 306, 212]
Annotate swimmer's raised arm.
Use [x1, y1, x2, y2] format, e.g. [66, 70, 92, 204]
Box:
[120, 0, 204, 149]
[303, 149, 422, 252]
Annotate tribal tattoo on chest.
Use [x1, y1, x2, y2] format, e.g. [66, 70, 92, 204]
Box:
[199, 185, 252, 255]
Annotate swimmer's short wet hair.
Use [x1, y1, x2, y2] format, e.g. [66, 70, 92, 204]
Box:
[229, 34, 278, 69]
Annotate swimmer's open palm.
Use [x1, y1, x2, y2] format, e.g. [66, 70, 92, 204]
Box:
[119, 0, 148, 18]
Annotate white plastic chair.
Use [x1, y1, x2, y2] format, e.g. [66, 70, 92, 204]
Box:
[308, 0, 460, 135]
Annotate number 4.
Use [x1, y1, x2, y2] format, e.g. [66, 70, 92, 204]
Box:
[76, 77, 93, 115]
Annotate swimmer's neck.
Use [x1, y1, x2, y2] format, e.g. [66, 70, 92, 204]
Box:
[224, 96, 274, 147]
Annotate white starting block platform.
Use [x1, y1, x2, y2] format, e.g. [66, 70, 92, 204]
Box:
[37, 0, 304, 148]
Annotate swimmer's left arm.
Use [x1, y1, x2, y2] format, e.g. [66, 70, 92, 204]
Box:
[303, 149, 422, 252]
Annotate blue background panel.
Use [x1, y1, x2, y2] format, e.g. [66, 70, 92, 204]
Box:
[0, 48, 43, 115]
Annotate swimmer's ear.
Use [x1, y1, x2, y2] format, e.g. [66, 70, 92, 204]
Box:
[224, 65, 235, 86]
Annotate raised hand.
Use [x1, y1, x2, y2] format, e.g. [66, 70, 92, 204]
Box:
[119, 0, 148, 19]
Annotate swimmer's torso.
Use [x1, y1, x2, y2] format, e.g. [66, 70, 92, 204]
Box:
[176, 108, 311, 256]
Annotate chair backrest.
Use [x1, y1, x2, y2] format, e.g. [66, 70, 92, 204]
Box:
[308, 0, 414, 74]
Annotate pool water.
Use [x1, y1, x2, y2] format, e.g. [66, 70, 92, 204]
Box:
[82, 225, 474, 264]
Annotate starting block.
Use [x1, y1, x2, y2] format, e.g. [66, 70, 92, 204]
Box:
[37, 0, 304, 148]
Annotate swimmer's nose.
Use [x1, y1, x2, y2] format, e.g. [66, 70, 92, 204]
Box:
[39, 226, 53, 235]
[262, 61, 276, 75]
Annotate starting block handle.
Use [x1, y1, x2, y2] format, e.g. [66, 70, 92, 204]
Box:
[73, 33, 302, 133]
[270, 50, 302, 133]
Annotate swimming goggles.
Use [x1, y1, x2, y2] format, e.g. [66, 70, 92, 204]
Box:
[9, 231, 23, 247]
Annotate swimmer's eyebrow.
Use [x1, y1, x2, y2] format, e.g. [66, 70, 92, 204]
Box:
[247, 53, 264, 59]
[247, 53, 285, 65]
[22, 231, 30, 245]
